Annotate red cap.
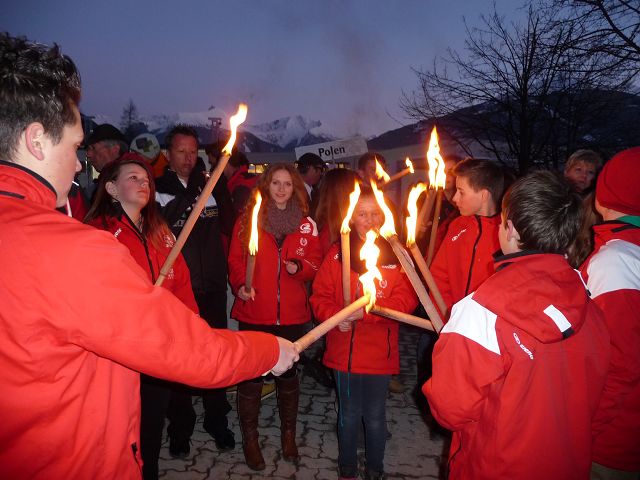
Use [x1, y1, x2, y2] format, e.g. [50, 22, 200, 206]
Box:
[596, 147, 640, 216]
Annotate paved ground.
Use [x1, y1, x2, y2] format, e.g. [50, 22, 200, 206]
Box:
[159, 325, 449, 479]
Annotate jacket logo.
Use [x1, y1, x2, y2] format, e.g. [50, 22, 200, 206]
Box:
[114, 228, 122, 238]
[379, 279, 388, 289]
[300, 238, 308, 246]
[300, 222, 311, 234]
[296, 247, 305, 256]
[513, 332, 534, 360]
[451, 228, 467, 242]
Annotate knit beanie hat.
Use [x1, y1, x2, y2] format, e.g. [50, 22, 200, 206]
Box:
[596, 147, 640, 216]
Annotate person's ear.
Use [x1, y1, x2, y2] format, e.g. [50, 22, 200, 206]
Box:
[506, 219, 520, 243]
[24, 123, 46, 161]
[105, 181, 118, 199]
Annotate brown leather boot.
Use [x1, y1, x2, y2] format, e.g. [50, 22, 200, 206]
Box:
[237, 381, 265, 471]
[276, 374, 299, 462]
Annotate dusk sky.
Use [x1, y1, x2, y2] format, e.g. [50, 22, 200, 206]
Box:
[4, 1, 525, 137]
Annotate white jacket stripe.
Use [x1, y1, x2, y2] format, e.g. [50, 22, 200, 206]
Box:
[587, 239, 640, 298]
[443, 294, 500, 355]
[543, 304, 572, 333]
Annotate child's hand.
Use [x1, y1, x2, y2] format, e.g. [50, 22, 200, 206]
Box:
[338, 320, 353, 332]
[346, 308, 364, 322]
[284, 260, 299, 275]
[337, 308, 364, 332]
[238, 285, 255, 301]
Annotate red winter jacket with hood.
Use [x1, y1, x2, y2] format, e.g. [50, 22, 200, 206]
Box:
[0, 162, 279, 480]
[580, 220, 640, 471]
[228, 213, 322, 325]
[310, 235, 417, 374]
[424, 251, 610, 480]
[430, 214, 501, 316]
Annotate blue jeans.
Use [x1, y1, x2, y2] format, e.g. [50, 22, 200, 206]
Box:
[334, 370, 390, 476]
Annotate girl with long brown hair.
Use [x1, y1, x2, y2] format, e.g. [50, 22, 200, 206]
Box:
[228, 162, 322, 471]
[85, 153, 198, 480]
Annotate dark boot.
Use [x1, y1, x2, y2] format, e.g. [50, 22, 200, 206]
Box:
[237, 381, 265, 471]
[276, 374, 299, 461]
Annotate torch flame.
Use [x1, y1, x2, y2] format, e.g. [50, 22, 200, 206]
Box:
[405, 182, 428, 246]
[427, 126, 446, 188]
[371, 180, 397, 239]
[406, 157, 414, 174]
[359, 230, 382, 312]
[340, 182, 361, 234]
[374, 157, 390, 183]
[222, 104, 249, 155]
[248, 191, 262, 255]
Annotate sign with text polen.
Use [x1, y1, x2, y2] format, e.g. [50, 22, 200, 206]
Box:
[295, 136, 368, 161]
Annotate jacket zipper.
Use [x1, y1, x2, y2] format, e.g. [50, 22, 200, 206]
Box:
[347, 281, 359, 373]
[276, 245, 282, 325]
[142, 237, 156, 283]
[123, 215, 157, 283]
[464, 216, 482, 296]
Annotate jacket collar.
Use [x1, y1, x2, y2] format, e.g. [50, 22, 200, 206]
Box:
[592, 220, 640, 246]
[494, 249, 548, 271]
[0, 161, 57, 209]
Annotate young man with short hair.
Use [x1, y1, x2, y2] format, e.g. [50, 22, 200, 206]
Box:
[429, 158, 506, 315]
[579, 147, 640, 479]
[0, 33, 297, 480]
[424, 171, 610, 479]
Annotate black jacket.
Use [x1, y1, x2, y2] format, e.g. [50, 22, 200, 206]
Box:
[155, 166, 234, 293]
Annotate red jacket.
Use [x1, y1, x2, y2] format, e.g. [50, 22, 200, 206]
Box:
[430, 214, 501, 315]
[67, 181, 88, 220]
[88, 214, 198, 314]
[0, 162, 279, 480]
[227, 165, 257, 195]
[580, 220, 640, 471]
[310, 242, 418, 374]
[228, 214, 322, 325]
[424, 252, 610, 480]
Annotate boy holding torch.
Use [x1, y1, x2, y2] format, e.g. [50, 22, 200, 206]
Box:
[429, 158, 507, 316]
[0, 33, 299, 480]
[310, 187, 417, 480]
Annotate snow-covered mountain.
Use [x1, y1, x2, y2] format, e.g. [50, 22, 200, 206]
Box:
[142, 107, 229, 133]
[243, 115, 337, 149]
[87, 107, 337, 151]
